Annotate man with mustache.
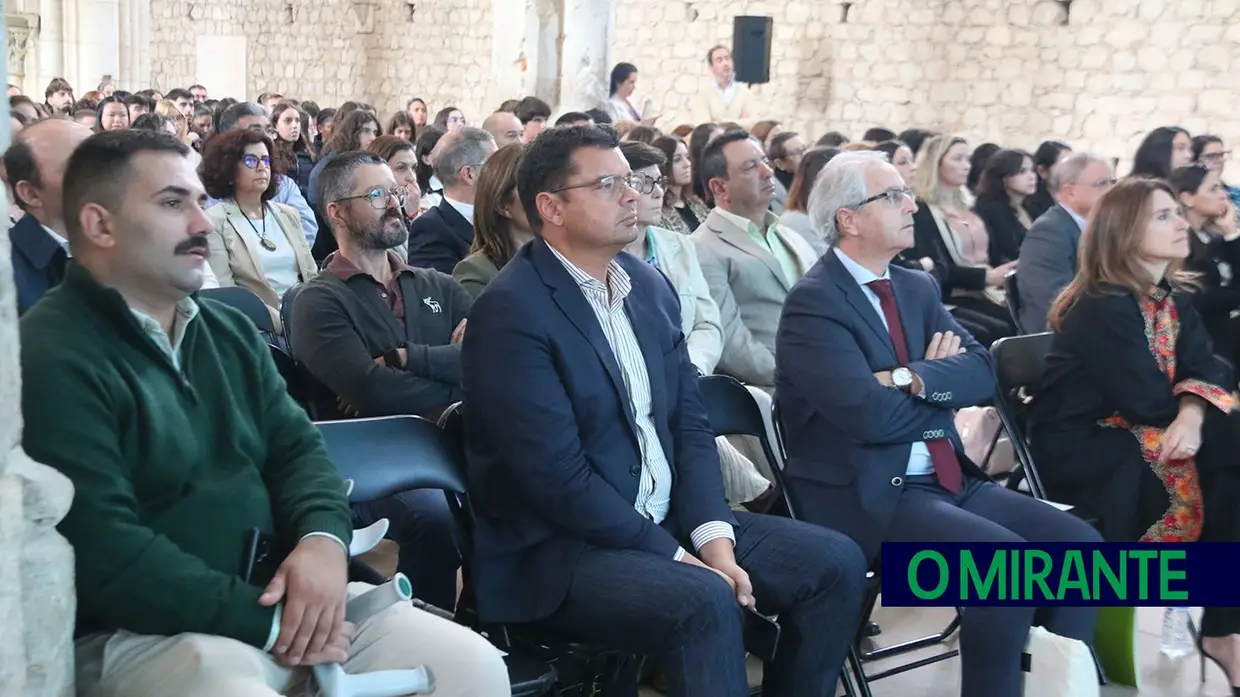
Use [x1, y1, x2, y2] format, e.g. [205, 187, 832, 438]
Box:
[690, 130, 819, 390]
[289, 150, 471, 612]
[19, 130, 509, 695]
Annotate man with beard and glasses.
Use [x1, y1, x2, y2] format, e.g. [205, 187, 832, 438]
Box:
[20, 130, 510, 696]
[289, 150, 471, 612]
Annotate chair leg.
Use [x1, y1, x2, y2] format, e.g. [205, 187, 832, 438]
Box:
[847, 646, 874, 697]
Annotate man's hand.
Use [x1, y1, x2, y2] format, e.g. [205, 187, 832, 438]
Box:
[277, 621, 356, 667]
[451, 319, 468, 344]
[698, 539, 755, 608]
[259, 536, 349, 666]
[925, 331, 964, 360]
[335, 396, 360, 418]
[873, 370, 893, 386]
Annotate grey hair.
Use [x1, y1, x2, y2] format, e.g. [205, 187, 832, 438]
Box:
[216, 101, 267, 133]
[809, 150, 891, 246]
[433, 127, 496, 187]
[319, 151, 386, 216]
[1048, 152, 1108, 193]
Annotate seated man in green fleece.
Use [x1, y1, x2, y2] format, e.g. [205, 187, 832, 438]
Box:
[18, 129, 510, 697]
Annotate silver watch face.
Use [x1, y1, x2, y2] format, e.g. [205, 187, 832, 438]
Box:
[892, 368, 913, 387]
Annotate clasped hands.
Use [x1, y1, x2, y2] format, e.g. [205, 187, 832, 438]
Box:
[873, 330, 966, 387]
[258, 535, 352, 667]
[679, 538, 755, 609]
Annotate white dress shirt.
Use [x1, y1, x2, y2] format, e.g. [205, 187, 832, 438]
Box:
[444, 196, 475, 227]
[833, 247, 934, 476]
[548, 244, 735, 557]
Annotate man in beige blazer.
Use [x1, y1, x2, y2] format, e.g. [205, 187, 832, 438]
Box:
[689, 46, 759, 126]
[692, 130, 819, 388]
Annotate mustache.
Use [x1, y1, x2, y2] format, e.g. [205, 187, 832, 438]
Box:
[175, 237, 209, 255]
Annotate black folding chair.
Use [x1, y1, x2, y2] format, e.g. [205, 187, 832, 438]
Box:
[989, 333, 1054, 499]
[437, 404, 633, 697]
[314, 415, 557, 697]
[697, 375, 962, 695]
[199, 286, 279, 343]
[280, 283, 304, 346]
[1003, 270, 1025, 335]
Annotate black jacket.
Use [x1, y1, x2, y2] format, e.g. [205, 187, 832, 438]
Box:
[407, 199, 473, 275]
[973, 198, 1027, 265]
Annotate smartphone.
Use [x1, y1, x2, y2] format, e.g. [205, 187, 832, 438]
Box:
[743, 608, 781, 663]
[241, 528, 285, 586]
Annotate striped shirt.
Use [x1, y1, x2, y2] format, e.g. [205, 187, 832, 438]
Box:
[548, 245, 735, 558]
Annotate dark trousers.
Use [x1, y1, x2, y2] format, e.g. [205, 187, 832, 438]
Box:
[536, 512, 867, 697]
[352, 488, 461, 611]
[887, 475, 1102, 697]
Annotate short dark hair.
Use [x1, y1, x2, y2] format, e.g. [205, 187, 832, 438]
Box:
[515, 96, 552, 125]
[122, 94, 151, 110]
[300, 100, 321, 118]
[217, 102, 267, 133]
[1192, 134, 1223, 162]
[62, 130, 190, 240]
[768, 131, 802, 160]
[584, 108, 612, 125]
[706, 45, 728, 64]
[620, 140, 666, 171]
[1169, 163, 1213, 198]
[898, 128, 936, 155]
[415, 126, 447, 192]
[516, 125, 619, 234]
[816, 131, 850, 147]
[862, 127, 895, 142]
[698, 130, 754, 184]
[189, 84, 207, 92]
[555, 111, 592, 126]
[3, 134, 38, 210]
[198, 128, 285, 201]
[316, 107, 337, 128]
[166, 88, 193, 102]
[319, 151, 386, 217]
[131, 112, 174, 133]
[44, 77, 73, 99]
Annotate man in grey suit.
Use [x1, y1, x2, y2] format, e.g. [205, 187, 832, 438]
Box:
[692, 130, 819, 387]
[1016, 152, 1114, 332]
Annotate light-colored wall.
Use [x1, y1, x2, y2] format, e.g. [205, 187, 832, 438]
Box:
[614, 0, 1240, 173]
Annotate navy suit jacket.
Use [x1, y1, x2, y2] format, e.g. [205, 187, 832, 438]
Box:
[461, 239, 736, 624]
[11, 214, 66, 315]
[406, 199, 473, 275]
[774, 250, 995, 561]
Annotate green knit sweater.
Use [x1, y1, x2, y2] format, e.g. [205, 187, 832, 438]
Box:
[20, 265, 353, 647]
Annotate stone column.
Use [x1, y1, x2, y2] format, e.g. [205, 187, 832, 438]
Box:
[0, 14, 78, 697]
[61, 0, 122, 93]
[558, 0, 613, 112]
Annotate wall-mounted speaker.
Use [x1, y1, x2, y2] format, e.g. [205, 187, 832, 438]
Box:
[733, 16, 773, 85]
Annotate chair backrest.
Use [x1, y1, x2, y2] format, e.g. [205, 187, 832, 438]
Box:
[1003, 269, 1024, 334]
[315, 415, 466, 503]
[989, 332, 1053, 498]
[281, 283, 304, 345]
[200, 286, 276, 335]
[697, 375, 796, 517]
[435, 402, 486, 627]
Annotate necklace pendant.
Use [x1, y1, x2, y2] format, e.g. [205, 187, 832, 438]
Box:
[261, 237, 278, 252]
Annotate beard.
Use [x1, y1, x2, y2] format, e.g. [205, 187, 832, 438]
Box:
[351, 208, 409, 251]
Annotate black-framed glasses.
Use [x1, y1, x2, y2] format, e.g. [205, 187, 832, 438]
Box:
[853, 186, 915, 209]
[550, 173, 642, 199]
[241, 154, 271, 169]
[632, 173, 667, 195]
[334, 186, 408, 210]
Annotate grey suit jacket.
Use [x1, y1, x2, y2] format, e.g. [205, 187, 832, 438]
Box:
[1016, 204, 1082, 332]
[691, 208, 819, 387]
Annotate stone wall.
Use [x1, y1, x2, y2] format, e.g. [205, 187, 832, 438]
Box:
[614, 0, 1240, 173]
[149, 0, 494, 120]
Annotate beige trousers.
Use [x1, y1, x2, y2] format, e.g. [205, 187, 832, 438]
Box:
[75, 583, 511, 697]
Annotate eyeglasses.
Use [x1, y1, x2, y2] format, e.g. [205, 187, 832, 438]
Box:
[241, 154, 271, 169]
[550, 173, 643, 199]
[334, 186, 409, 210]
[852, 186, 916, 209]
[1077, 178, 1117, 189]
[631, 173, 667, 195]
[1202, 151, 1232, 162]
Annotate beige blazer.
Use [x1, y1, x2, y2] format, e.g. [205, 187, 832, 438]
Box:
[690, 80, 758, 126]
[691, 208, 819, 387]
[205, 200, 317, 331]
[646, 226, 724, 375]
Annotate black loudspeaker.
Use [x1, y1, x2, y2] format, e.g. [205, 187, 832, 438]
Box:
[733, 16, 773, 85]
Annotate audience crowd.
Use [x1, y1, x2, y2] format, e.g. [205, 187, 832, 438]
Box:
[6, 41, 1240, 697]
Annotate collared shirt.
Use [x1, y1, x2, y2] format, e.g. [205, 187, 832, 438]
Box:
[547, 244, 735, 557]
[714, 207, 800, 286]
[444, 196, 475, 227]
[130, 297, 201, 372]
[326, 250, 412, 326]
[714, 77, 737, 106]
[42, 223, 71, 257]
[833, 248, 934, 476]
[1060, 202, 1087, 230]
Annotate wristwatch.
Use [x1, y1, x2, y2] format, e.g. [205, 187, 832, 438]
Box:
[891, 367, 915, 394]
[383, 347, 404, 369]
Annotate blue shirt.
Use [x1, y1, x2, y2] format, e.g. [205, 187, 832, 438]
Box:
[833, 247, 934, 476]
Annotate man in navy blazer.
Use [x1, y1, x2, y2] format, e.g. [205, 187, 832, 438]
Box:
[463, 126, 866, 697]
[406, 127, 495, 273]
[774, 151, 1101, 697]
[5, 118, 92, 314]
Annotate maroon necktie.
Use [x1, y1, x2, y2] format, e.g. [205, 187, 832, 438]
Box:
[866, 279, 963, 493]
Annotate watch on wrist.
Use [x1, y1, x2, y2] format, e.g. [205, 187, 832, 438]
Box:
[383, 348, 403, 369]
[891, 367, 915, 394]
